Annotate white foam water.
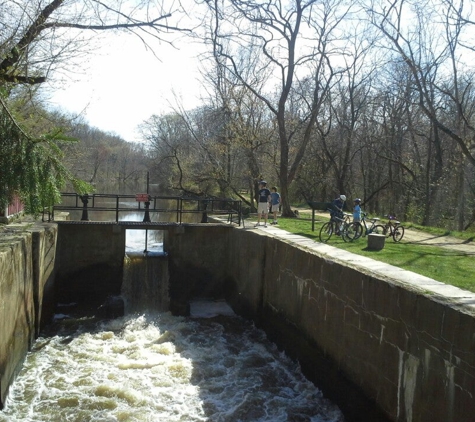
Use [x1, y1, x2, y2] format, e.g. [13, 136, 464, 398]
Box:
[0, 313, 343, 422]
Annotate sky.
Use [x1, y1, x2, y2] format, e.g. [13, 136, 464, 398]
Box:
[46, 32, 207, 143]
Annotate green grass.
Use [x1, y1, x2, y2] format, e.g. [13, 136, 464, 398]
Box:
[257, 216, 475, 294]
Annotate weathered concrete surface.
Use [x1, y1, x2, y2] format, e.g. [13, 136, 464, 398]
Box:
[225, 227, 475, 422]
[54, 223, 126, 303]
[53, 222, 229, 309]
[165, 225, 232, 314]
[367, 233, 385, 250]
[29, 224, 57, 335]
[165, 223, 475, 422]
[0, 222, 57, 409]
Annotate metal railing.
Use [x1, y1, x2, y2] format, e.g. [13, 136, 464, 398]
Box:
[42, 193, 243, 225]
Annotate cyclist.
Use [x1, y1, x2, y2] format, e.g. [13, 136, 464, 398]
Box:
[353, 198, 362, 222]
[331, 194, 346, 220]
[330, 195, 346, 234]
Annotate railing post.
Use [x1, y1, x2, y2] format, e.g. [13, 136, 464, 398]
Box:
[80, 194, 90, 221]
[115, 196, 119, 222]
[143, 195, 151, 223]
[201, 199, 209, 223]
[238, 201, 242, 226]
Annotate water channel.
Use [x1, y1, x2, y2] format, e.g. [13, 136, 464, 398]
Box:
[0, 208, 344, 421]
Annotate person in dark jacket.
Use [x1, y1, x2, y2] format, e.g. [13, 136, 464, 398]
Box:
[255, 181, 271, 227]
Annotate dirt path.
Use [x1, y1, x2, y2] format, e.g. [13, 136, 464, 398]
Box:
[401, 229, 475, 255]
[300, 209, 475, 255]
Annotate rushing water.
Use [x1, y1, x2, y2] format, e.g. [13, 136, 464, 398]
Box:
[0, 216, 344, 422]
[0, 313, 343, 422]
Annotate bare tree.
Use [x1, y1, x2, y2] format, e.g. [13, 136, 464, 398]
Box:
[200, 46, 276, 208]
[139, 112, 198, 195]
[0, 0, 189, 86]
[205, 0, 352, 216]
[366, 0, 475, 228]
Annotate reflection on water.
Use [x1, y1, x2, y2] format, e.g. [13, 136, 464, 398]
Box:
[0, 313, 343, 422]
[124, 211, 164, 254]
[126, 229, 163, 254]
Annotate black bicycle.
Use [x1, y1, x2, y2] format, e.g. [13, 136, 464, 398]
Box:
[319, 211, 362, 243]
[381, 215, 405, 242]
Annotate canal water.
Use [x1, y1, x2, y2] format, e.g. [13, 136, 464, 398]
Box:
[0, 222, 344, 422]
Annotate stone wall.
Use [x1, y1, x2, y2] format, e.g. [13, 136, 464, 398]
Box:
[0, 222, 57, 409]
[167, 225, 475, 422]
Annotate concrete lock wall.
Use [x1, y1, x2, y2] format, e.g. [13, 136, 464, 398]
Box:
[54, 223, 126, 303]
[2, 221, 475, 421]
[0, 223, 57, 409]
[165, 225, 231, 314]
[167, 226, 475, 422]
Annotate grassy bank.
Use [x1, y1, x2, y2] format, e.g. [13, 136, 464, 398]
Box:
[259, 216, 475, 294]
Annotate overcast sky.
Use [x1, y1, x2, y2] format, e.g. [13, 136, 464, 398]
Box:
[46, 31, 207, 143]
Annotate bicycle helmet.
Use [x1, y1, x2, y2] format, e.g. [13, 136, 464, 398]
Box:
[354, 198, 361, 203]
[340, 195, 346, 201]
[259, 180, 267, 185]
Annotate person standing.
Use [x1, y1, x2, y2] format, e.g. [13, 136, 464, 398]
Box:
[255, 181, 271, 227]
[270, 186, 281, 225]
[353, 198, 362, 222]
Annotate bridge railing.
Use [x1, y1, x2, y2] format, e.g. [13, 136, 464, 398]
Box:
[42, 193, 243, 225]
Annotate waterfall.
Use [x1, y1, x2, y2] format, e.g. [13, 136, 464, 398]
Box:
[121, 252, 169, 313]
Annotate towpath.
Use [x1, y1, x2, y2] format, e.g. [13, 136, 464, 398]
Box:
[293, 209, 475, 255]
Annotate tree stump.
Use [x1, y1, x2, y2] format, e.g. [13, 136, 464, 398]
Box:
[367, 233, 386, 250]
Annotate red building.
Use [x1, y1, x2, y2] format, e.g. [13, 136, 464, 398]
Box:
[0, 196, 24, 223]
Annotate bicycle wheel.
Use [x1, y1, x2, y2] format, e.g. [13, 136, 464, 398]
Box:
[343, 222, 362, 242]
[319, 222, 333, 243]
[372, 225, 387, 235]
[393, 225, 405, 242]
[351, 222, 363, 240]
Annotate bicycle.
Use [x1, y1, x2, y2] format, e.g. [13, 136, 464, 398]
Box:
[381, 215, 405, 242]
[319, 213, 343, 243]
[342, 212, 363, 241]
[353, 212, 386, 240]
[319, 211, 361, 243]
